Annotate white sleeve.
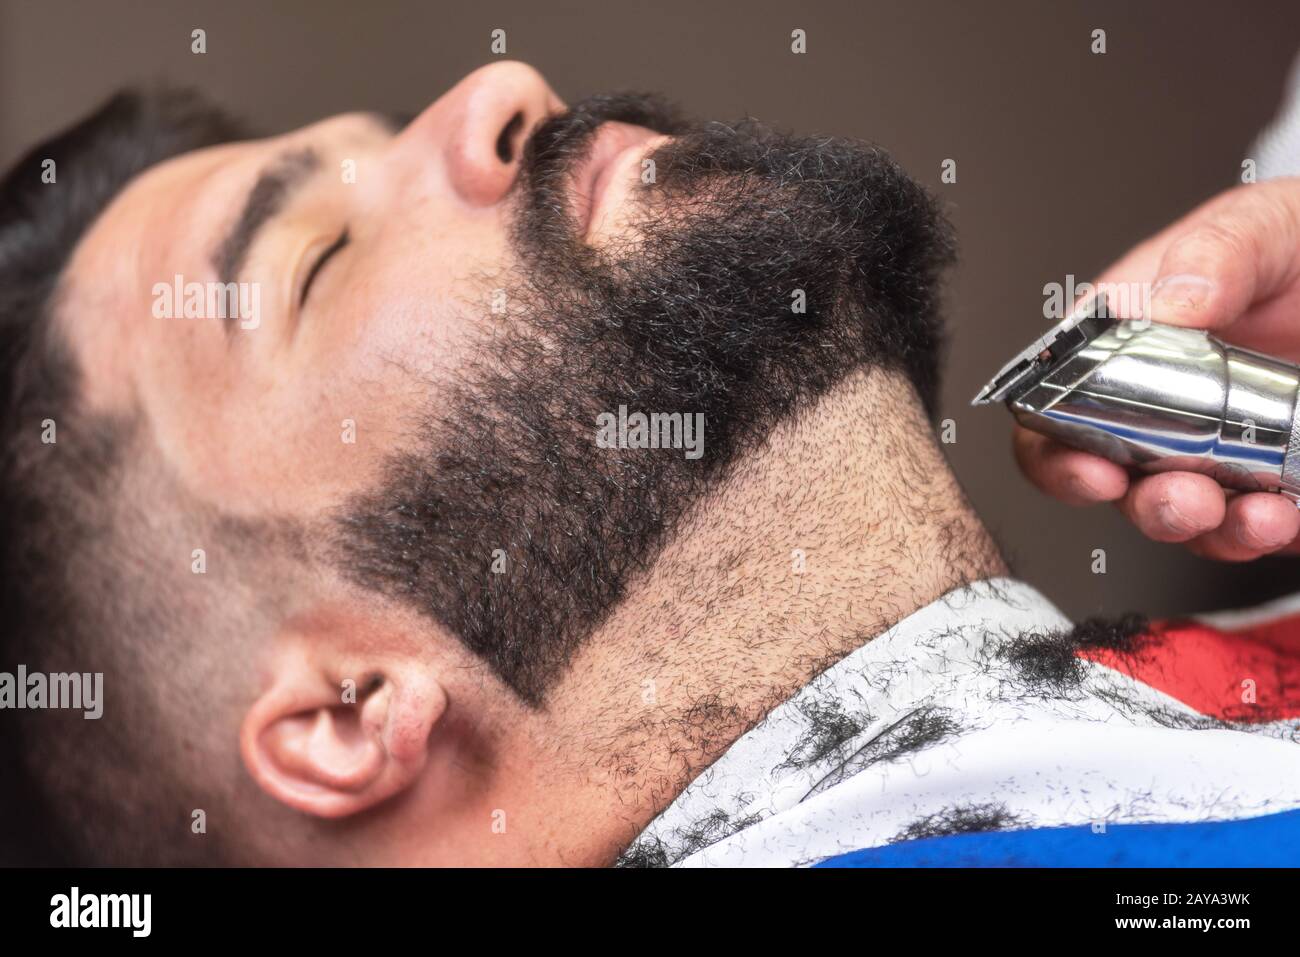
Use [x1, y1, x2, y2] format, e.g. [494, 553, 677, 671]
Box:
[1252, 51, 1300, 180]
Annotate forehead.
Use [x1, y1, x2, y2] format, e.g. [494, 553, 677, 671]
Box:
[72, 111, 390, 276]
[59, 115, 389, 411]
[58, 140, 240, 408]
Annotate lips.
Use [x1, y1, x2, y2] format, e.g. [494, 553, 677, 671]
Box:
[571, 121, 664, 239]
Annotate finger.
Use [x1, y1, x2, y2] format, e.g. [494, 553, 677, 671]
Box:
[1013, 427, 1129, 504]
[1148, 179, 1300, 331]
[1087, 203, 1229, 317]
[1087, 232, 1171, 318]
[1116, 471, 1226, 543]
[1184, 492, 1300, 561]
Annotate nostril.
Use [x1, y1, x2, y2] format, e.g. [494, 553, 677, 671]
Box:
[495, 111, 524, 163]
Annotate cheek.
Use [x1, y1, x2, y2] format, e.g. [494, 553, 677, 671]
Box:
[147, 354, 400, 518]
[329, 219, 514, 381]
[156, 354, 427, 519]
[183, 247, 501, 517]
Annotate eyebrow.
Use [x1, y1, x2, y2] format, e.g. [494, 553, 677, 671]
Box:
[211, 147, 322, 287]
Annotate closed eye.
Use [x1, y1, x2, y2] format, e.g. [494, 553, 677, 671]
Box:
[299, 227, 350, 307]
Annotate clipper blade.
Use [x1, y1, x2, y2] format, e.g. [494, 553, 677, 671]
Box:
[971, 297, 1112, 406]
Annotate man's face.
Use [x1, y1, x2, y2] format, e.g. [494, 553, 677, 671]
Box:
[58, 61, 948, 703]
[63, 63, 628, 517]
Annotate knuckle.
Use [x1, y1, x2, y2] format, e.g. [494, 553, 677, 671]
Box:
[1174, 219, 1247, 262]
[1188, 184, 1299, 262]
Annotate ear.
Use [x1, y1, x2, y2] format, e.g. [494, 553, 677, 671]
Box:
[240, 634, 447, 819]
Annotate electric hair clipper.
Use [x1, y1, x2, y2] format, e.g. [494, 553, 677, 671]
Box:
[972, 297, 1300, 504]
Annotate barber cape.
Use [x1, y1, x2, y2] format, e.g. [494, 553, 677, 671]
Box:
[619, 579, 1300, 867]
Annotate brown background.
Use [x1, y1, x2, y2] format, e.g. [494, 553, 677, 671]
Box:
[2, 0, 1299, 620]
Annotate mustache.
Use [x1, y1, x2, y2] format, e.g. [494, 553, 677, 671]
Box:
[515, 93, 686, 220]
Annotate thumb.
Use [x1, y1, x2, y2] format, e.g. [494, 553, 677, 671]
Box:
[1148, 178, 1300, 331]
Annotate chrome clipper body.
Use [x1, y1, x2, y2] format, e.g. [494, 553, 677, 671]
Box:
[972, 298, 1300, 502]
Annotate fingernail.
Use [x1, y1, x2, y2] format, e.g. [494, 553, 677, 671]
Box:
[1068, 475, 1102, 501]
[1157, 498, 1200, 535]
[1238, 520, 1292, 550]
[1150, 274, 1213, 318]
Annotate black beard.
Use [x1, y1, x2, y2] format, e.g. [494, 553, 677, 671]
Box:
[336, 94, 955, 705]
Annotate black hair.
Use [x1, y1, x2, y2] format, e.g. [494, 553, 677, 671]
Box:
[0, 89, 249, 863]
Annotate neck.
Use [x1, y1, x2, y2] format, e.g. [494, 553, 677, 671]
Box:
[520, 368, 1005, 863]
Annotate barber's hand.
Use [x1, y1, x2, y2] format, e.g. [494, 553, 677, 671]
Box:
[1016, 177, 1300, 561]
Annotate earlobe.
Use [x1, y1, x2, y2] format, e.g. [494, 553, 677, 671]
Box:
[240, 652, 447, 819]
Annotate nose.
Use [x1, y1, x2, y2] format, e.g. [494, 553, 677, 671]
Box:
[406, 61, 562, 207]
